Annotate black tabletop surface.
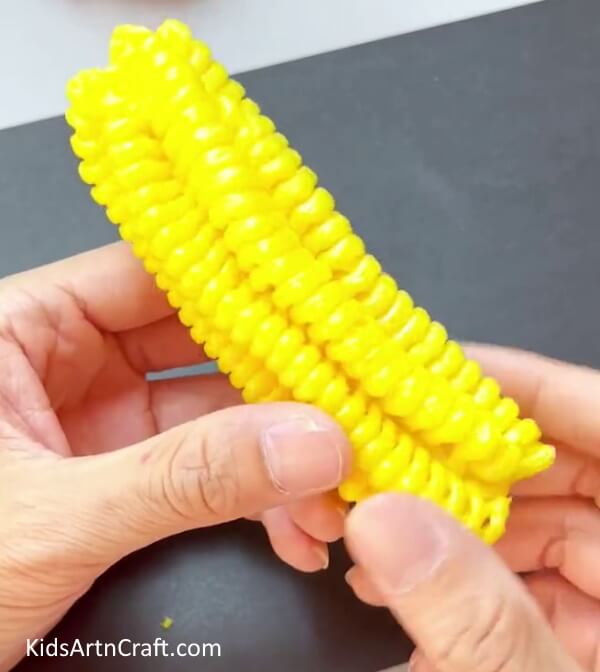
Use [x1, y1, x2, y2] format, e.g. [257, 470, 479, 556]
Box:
[2, 0, 600, 669]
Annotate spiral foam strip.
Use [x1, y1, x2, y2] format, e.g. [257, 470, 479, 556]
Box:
[65, 19, 555, 543]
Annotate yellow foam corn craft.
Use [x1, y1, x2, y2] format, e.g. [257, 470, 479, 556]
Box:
[66, 19, 554, 544]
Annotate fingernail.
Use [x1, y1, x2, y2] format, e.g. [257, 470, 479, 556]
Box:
[347, 494, 449, 594]
[344, 567, 355, 587]
[314, 546, 329, 570]
[261, 417, 346, 495]
[336, 504, 348, 520]
[408, 650, 425, 671]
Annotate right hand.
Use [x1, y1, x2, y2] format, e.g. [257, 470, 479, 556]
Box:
[345, 346, 600, 671]
[345, 492, 585, 671]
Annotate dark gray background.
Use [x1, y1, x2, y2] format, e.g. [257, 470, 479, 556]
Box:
[2, 0, 599, 669]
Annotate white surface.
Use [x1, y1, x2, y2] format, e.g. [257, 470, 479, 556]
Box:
[1, 0, 543, 130]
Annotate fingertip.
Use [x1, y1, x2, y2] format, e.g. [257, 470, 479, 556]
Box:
[344, 566, 386, 607]
[345, 494, 454, 594]
[261, 507, 330, 573]
[294, 403, 354, 481]
[314, 544, 330, 571]
[264, 402, 354, 477]
[346, 493, 418, 547]
[288, 493, 347, 543]
[409, 649, 437, 672]
[260, 405, 351, 498]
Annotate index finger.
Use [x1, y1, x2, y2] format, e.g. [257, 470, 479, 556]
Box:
[466, 344, 600, 459]
[0, 241, 172, 332]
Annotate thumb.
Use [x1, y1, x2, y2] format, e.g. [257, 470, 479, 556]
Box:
[56, 402, 350, 563]
[345, 494, 581, 672]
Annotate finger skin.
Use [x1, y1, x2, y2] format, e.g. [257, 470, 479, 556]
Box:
[253, 492, 346, 571]
[345, 494, 600, 668]
[345, 493, 581, 672]
[261, 507, 329, 573]
[60, 373, 242, 456]
[0, 334, 69, 455]
[345, 566, 385, 607]
[496, 498, 600, 600]
[0, 242, 172, 333]
[250, 497, 342, 572]
[526, 572, 600, 671]
[53, 402, 351, 563]
[117, 313, 207, 373]
[149, 374, 241, 431]
[409, 650, 440, 672]
[287, 492, 347, 543]
[0, 403, 349, 670]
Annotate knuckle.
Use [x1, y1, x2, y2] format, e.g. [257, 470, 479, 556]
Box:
[432, 591, 523, 672]
[158, 422, 241, 523]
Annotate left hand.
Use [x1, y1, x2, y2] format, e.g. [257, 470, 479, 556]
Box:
[0, 242, 349, 670]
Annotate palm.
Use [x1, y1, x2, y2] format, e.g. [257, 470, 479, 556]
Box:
[57, 336, 169, 456]
[41, 311, 229, 458]
[0, 251, 227, 458]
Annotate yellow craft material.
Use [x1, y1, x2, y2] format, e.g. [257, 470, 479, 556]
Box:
[65, 19, 554, 544]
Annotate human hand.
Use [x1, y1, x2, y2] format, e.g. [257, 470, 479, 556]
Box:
[345, 493, 583, 671]
[0, 242, 351, 670]
[345, 346, 600, 671]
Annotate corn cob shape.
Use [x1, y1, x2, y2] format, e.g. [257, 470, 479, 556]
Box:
[65, 19, 554, 544]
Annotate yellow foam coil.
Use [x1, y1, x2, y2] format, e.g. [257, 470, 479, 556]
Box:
[65, 19, 554, 544]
